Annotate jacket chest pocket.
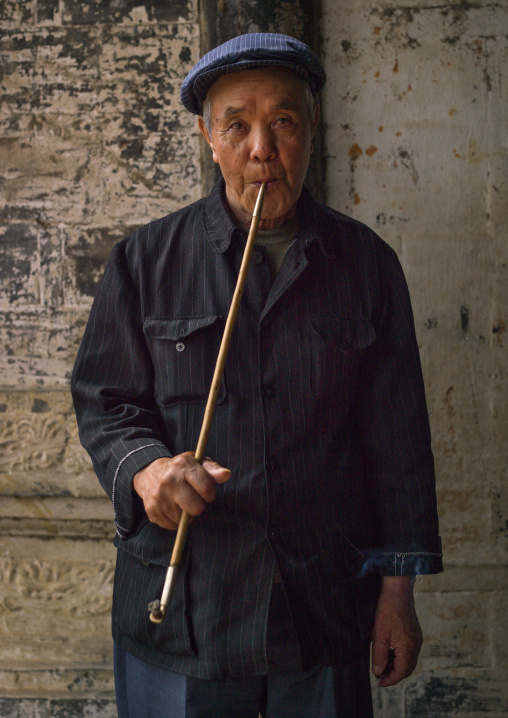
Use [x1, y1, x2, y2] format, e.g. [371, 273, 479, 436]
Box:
[307, 316, 376, 406]
[143, 315, 225, 406]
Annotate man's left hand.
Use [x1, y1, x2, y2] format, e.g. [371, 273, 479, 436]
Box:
[371, 575, 423, 687]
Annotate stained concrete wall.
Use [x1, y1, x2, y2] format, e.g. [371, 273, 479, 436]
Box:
[0, 0, 507, 715]
[0, 1, 201, 714]
[321, 0, 508, 713]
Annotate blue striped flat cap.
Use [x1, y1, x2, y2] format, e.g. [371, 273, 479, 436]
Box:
[181, 33, 326, 115]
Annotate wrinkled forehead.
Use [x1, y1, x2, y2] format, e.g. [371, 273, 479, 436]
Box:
[206, 66, 309, 111]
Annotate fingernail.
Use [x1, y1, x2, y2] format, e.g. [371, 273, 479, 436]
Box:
[372, 664, 383, 675]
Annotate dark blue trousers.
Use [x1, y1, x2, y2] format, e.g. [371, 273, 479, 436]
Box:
[114, 643, 373, 718]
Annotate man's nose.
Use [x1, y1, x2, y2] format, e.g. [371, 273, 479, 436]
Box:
[249, 126, 277, 162]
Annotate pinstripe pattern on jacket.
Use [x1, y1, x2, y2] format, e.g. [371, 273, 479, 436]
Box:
[72, 180, 442, 679]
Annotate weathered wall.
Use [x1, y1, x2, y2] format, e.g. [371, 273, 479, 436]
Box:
[0, 1, 200, 714]
[0, 0, 507, 715]
[322, 0, 508, 714]
[0, 2, 322, 714]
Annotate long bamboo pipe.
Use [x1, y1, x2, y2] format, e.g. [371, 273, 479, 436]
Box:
[148, 182, 267, 624]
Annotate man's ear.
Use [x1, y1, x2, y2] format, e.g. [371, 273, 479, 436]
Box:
[198, 117, 219, 165]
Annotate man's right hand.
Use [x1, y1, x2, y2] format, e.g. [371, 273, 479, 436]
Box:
[133, 453, 231, 530]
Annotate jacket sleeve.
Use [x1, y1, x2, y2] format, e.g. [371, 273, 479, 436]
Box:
[351, 241, 443, 576]
[71, 242, 172, 539]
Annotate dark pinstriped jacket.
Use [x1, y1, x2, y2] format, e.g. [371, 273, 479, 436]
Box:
[72, 180, 442, 679]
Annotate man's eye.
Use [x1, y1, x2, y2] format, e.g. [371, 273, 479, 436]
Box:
[229, 122, 244, 130]
[274, 117, 291, 127]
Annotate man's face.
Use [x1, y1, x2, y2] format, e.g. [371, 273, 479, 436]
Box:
[198, 67, 317, 229]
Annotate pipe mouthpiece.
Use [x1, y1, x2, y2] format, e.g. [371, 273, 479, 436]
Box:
[252, 182, 266, 218]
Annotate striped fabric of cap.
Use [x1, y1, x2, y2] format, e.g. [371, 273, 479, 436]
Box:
[180, 33, 326, 115]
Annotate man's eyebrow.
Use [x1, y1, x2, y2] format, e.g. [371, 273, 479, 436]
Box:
[219, 99, 300, 119]
[221, 106, 245, 119]
[272, 100, 300, 110]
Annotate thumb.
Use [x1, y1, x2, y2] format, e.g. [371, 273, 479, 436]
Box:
[202, 458, 232, 484]
[372, 636, 390, 677]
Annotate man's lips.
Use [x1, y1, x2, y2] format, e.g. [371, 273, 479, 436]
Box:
[253, 178, 279, 186]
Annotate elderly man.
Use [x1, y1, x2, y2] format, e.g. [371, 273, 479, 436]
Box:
[72, 34, 442, 717]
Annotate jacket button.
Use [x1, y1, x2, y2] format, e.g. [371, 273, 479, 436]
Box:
[176, 342, 185, 352]
[253, 250, 264, 264]
[265, 458, 277, 473]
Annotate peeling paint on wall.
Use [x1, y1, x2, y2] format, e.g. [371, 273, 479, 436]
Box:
[0, 2, 201, 711]
[322, 0, 508, 713]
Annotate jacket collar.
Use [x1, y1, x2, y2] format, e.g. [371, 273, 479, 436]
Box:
[203, 178, 330, 257]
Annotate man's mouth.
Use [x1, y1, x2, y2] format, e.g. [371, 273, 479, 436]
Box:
[254, 178, 278, 186]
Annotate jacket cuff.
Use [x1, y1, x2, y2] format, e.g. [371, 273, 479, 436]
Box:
[377, 550, 443, 576]
[112, 443, 173, 538]
[364, 537, 443, 576]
